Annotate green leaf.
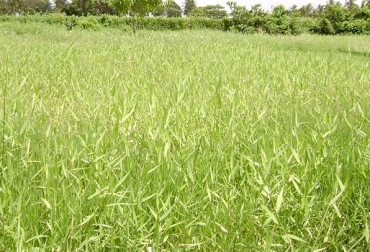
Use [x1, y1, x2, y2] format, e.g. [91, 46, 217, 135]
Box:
[312, 248, 327, 252]
[275, 187, 284, 214]
[120, 107, 136, 124]
[78, 213, 95, 227]
[215, 222, 228, 233]
[41, 198, 52, 210]
[329, 189, 344, 206]
[261, 204, 278, 225]
[148, 206, 158, 220]
[291, 147, 301, 164]
[365, 220, 369, 243]
[282, 234, 307, 243]
[322, 125, 337, 138]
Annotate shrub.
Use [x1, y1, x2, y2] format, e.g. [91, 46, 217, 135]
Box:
[247, 16, 266, 31]
[239, 25, 257, 34]
[185, 18, 224, 30]
[316, 18, 335, 35]
[324, 5, 348, 33]
[1, 12, 368, 35]
[342, 19, 369, 34]
[301, 17, 319, 33]
[222, 18, 233, 31]
[65, 16, 77, 30]
[99, 15, 112, 27]
[289, 18, 304, 35]
[264, 16, 291, 35]
[77, 17, 101, 30]
[0, 16, 12, 22]
[141, 17, 185, 30]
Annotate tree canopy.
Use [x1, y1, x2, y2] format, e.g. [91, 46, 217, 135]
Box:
[189, 4, 227, 19]
[152, 0, 181, 17]
[182, 0, 196, 16]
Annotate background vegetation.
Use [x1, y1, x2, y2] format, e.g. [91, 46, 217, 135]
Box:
[1, 22, 370, 251]
[1, 0, 370, 34]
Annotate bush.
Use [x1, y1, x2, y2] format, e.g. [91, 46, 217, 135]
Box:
[222, 18, 233, 31]
[110, 16, 129, 27]
[264, 16, 290, 35]
[185, 18, 224, 30]
[65, 16, 77, 30]
[239, 25, 257, 34]
[42, 14, 68, 25]
[63, 4, 83, 16]
[289, 18, 304, 35]
[247, 16, 266, 31]
[77, 17, 101, 30]
[342, 19, 368, 34]
[141, 17, 185, 30]
[353, 8, 370, 20]
[316, 18, 335, 35]
[99, 15, 112, 27]
[301, 17, 319, 33]
[324, 5, 348, 33]
[0, 16, 12, 22]
[1, 11, 369, 35]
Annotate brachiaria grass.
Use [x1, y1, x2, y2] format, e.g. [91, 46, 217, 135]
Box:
[0, 23, 370, 251]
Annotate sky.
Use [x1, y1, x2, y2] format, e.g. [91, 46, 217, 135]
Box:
[175, 0, 346, 11]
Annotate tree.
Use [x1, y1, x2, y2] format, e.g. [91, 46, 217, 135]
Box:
[326, 0, 342, 6]
[189, 4, 227, 19]
[0, 0, 19, 14]
[250, 3, 265, 16]
[0, 0, 51, 14]
[110, 0, 163, 32]
[361, 0, 370, 7]
[319, 18, 335, 34]
[315, 4, 325, 16]
[152, 0, 181, 17]
[290, 4, 299, 16]
[183, 0, 195, 16]
[272, 4, 288, 18]
[66, 0, 94, 16]
[226, 0, 235, 12]
[345, 0, 359, 10]
[249, 3, 266, 31]
[26, 0, 51, 12]
[91, 0, 118, 15]
[267, 5, 292, 34]
[324, 4, 348, 32]
[299, 3, 314, 17]
[54, 0, 67, 12]
[353, 5, 370, 18]
[227, 1, 249, 19]
[327, 0, 335, 5]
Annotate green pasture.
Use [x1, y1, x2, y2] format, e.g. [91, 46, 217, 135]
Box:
[1, 22, 370, 251]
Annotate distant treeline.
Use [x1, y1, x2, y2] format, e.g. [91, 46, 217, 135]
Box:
[226, 1, 370, 35]
[0, 0, 370, 35]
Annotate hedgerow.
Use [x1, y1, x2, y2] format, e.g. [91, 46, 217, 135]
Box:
[0, 9, 370, 35]
[0, 14, 225, 31]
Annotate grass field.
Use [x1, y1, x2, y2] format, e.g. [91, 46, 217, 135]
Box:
[1, 22, 370, 251]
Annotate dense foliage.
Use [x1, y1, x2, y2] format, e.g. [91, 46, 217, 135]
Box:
[0, 14, 225, 31]
[152, 0, 182, 17]
[1, 0, 370, 35]
[188, 4, 227, 19]
[226, 1, 370, 35]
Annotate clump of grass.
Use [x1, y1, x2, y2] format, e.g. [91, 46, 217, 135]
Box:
[0, 24, 370, 251]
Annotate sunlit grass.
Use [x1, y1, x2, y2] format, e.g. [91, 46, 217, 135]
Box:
[1, 23, 370, 251]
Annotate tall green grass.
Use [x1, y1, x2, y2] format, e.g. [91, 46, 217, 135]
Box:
[0, 23, 370, 251]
